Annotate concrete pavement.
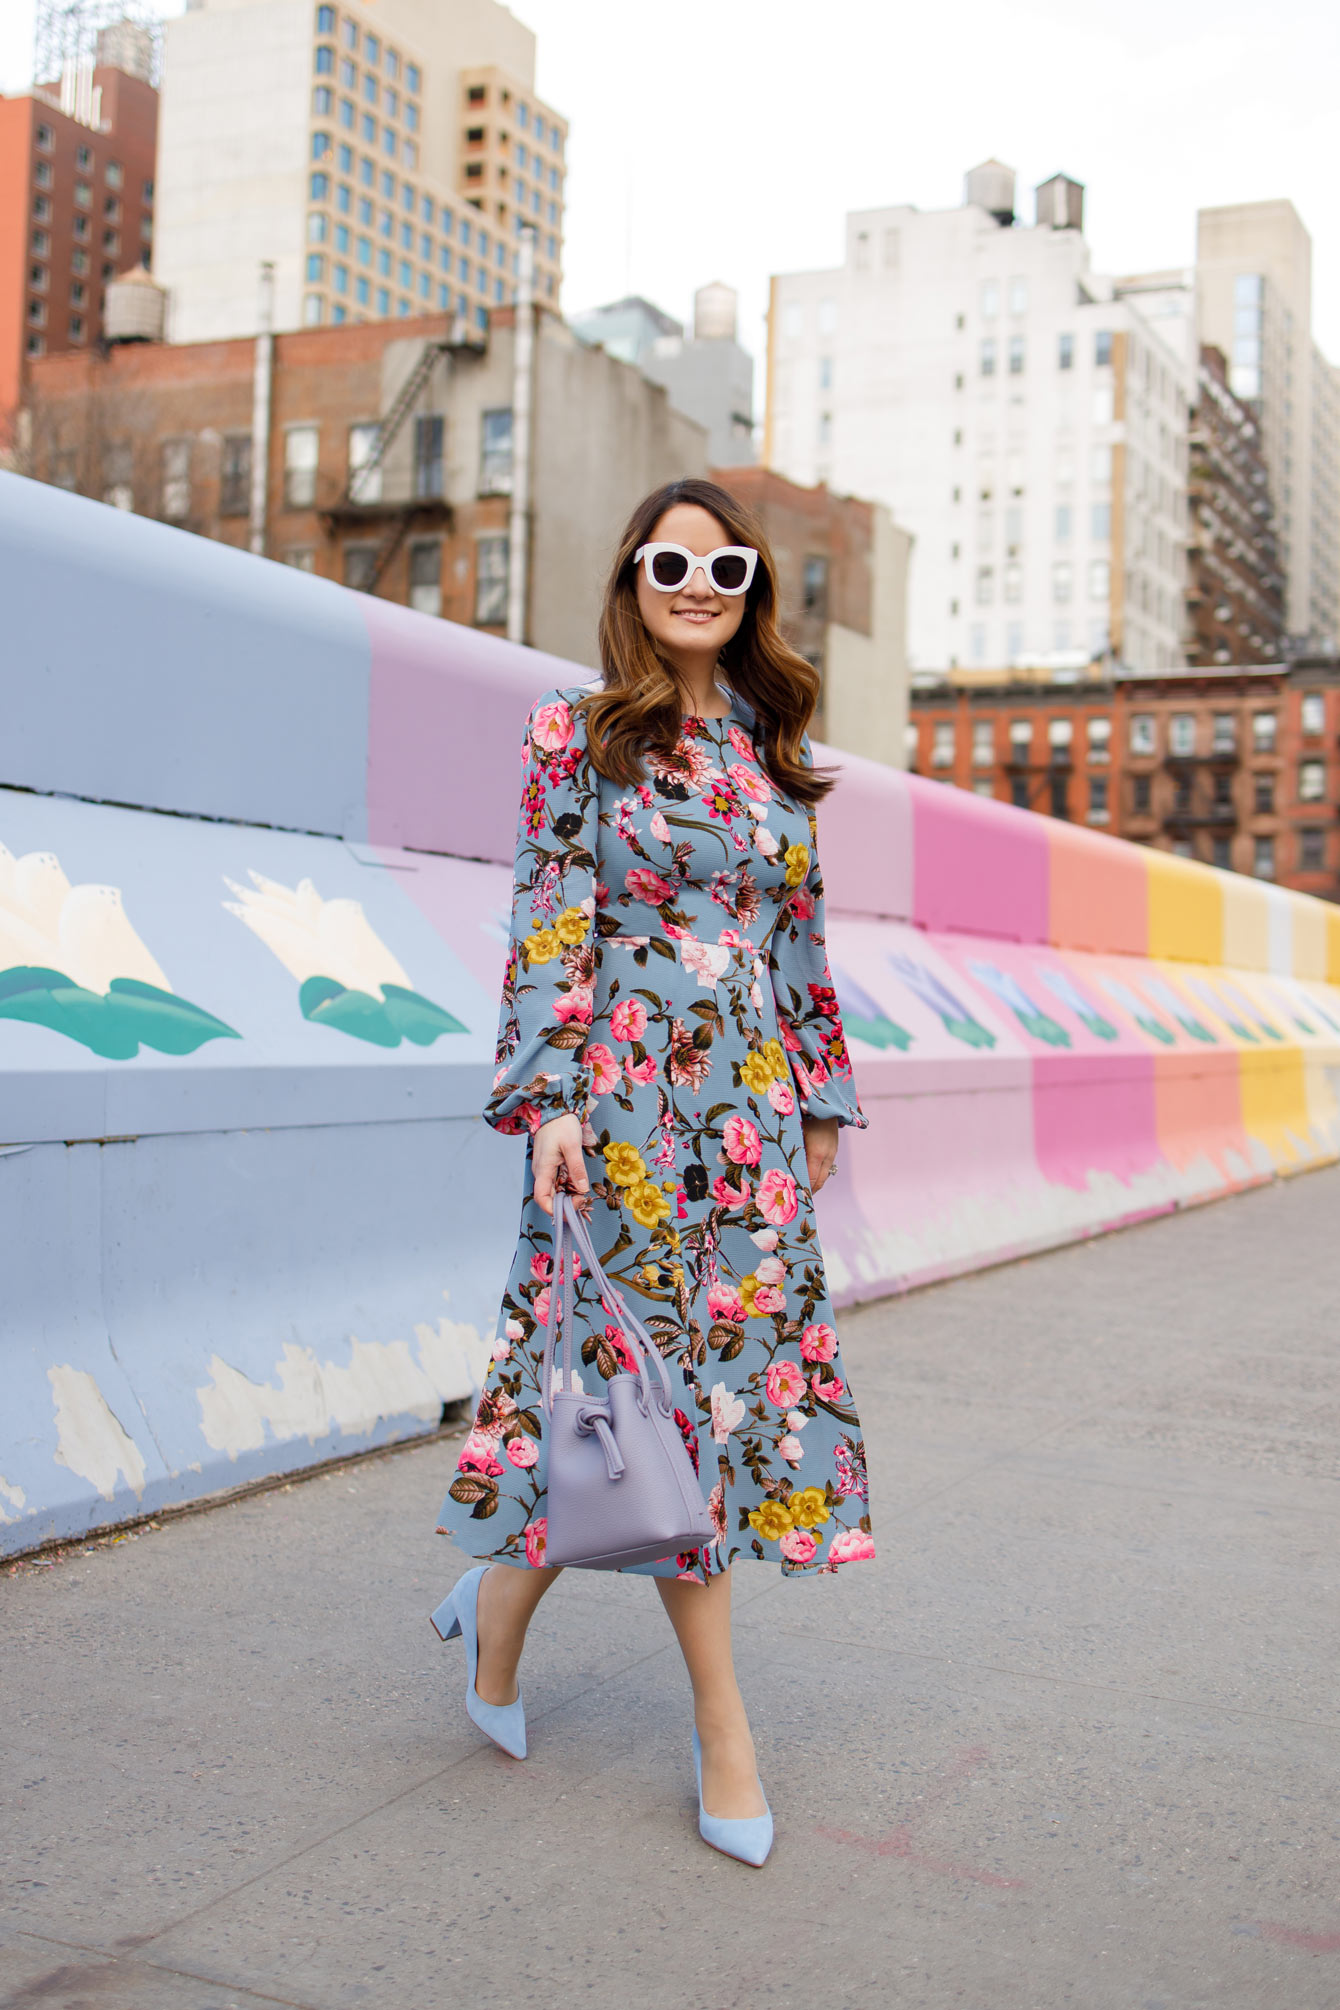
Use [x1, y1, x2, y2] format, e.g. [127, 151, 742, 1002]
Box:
[3, 1167, 1339, 2010]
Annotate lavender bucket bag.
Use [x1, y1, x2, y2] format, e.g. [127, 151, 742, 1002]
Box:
[540, 1196, 716, 1571]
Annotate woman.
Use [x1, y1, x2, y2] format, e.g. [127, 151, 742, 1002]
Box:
[433, 478, 873, 1866]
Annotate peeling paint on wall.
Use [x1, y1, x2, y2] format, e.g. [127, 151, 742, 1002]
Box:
[48, 1366, 149, 1501]
[196, 1306, 485, 1459]
[0, 1476, 28, 1522]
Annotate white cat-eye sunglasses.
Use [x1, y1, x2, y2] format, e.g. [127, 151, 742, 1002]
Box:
[634, 542, 759, 596]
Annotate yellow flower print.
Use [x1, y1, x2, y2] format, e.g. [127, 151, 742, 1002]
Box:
[554, 905, 590, 946]
[748, 1499, 795, 1542]
[603, 1140, 648, 1186]
[739, 1050, 775, 1093]
[626, 1178, 672, 1229]
[789, 1486, 832, 1530]
[523, 927, 561, 965]
[762, 1037, 789, 1079]
[739, 1272, 760, 1316]
[784, 843, 811, 889]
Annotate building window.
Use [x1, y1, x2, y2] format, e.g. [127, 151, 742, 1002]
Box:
[1300, 691, 1325, 735]
[311, 171, 331, 199]
[1052, 561, 1073, 605]
[474, 534, 509, 624]
[34, 158, 52, 188]
[347, 421, 382, 502]
[1058, 331, 1074, 370]
[306, 251, 325, 281]
[160, 439, 191, 521]
[303, 292, 324, 324]
[930, 721, 955, 769]
[1299, 759, 1326, 803]
[1088, 559, 1110, 602]
[1088, 775, 1109, 825]
[1008, 276, 1028, 316]
[1087, 717, 1111, 763]
[1211, 836, 1232, 870]
[284, 425, 320, 508]
[1009, 719, 1032, 758]
[803, 555, 829, 616]
[1211, 713, 1237, 753]
[1048, 718, 1073, 758]
[412, 413, 444, 498]
[1090, 502, 1111, 541]
[971, 719, 994, 768]
[1095, 330, 1113, 366]
[975, 565, 994, 606]
[220, 434, 251, 516]
[1132, 772, 1152, 813]
[1054, 503, 1072, 543]
[315, 43, 334, 74]
[1252, 711, 1277, 752]
[341, 545, 377, 592]
[1003, 563, 1022, 604]
[1007, 334, 1025, 375]
[68, 314, 84, 341]
[314, 85, 333, 114]
[408, 539, 442, 616]
[1091, 444, 1112, 487]
[980, 338, 996, 377]
[1050, 774, 1070, 819]
[1252, 835, 1275, 880]
[980, 281, 999, 319]
[1253, 773, 1275, 814]
[36, 122, 53, 149]
[1130, 713, 1155, 756]
[1010, 776, 1030, 809]
[479, 407, 513, 494]
[1169, 713, 1196, 756]
[316, 4, 335, 29]
[1299, 826, 1326, 871]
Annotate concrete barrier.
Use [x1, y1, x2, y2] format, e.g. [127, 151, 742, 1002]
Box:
[3, 471, 1338, 1555]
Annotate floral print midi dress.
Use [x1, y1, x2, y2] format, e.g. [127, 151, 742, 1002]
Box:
[435, 685, 874, 1580]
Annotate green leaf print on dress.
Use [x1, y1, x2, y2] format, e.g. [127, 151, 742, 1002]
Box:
[435, 688, 875, 1581]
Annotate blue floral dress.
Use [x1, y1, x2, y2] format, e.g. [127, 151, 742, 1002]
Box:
[436, 685, 874, 1580]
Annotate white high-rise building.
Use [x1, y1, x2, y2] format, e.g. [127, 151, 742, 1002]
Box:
[154, 0, 567, 344]
[1196, 199, 1338, 650]
[765, 163, 1191, 675]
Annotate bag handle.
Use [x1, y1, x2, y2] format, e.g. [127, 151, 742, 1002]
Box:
[541, 1195, 677, 1419]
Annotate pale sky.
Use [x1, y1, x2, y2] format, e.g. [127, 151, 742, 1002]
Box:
[5, 0, 1339, 382]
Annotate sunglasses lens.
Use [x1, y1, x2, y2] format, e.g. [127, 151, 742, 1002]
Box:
[710, 552, 749, 591]
[650, 549, 689, 587]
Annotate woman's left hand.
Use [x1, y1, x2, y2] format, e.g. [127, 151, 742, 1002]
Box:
[802, 1115, 841, 1194]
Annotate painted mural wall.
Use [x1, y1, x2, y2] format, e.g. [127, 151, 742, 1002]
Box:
[2, 473, 1338, 1556]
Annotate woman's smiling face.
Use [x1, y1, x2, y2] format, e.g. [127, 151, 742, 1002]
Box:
[634, 502, 748, 676]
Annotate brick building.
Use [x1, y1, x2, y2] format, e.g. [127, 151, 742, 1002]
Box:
[908, 657, 1339, 898]
[0, 33, 157, 430]
[1186, 344, 1285, 667]
[18, 305, 706, 664]
[711, 465, 911, 766]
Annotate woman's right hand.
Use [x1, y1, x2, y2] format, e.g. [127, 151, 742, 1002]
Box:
[531, 1113, 589, 1217]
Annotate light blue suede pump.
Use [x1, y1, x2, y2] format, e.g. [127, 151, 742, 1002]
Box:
[429, 1564, 527, 1760]
[692, 1729, 773, 1867]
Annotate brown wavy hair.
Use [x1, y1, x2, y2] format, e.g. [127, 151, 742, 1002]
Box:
[581, 477, 833, 805]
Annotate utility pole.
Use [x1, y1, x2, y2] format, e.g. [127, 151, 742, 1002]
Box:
[506, 225, 536, 645]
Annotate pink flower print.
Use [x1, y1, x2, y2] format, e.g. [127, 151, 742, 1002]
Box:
[752, 1283, 786, 1314]
[594, 878, 610, 907]
[624, 1055, 657, 1086]
[800, 1321, 838, 1363]
[727, 725, 756, 761]
[505, 1317, 524, 1341]
[827, 1529, 876, 1564]
[707, 1479, 728, 1540]
[679, 935, 731, 988]
[604, 1323, 638, 1373]
[585, 1042, 621, 1095]
[614, 799, 637, 843]
[649, 810, 671, 843]
[751, 1227, 779, 1252]
[756, 825, 780, 859]
[531, 700, 574, 751]
[758, 1168, 799, 1226]
[710, 1382, 746, 1443]
[812, 1371, 846, 1403]
[491, 1336, 512, 1363]
[786, 1409, 808, 1433]
[754, 1254, 786, 1286]
[788, 886, 816, 922]
[718, 927, 744, 948]
[767, 1078, 796, 1116]
[532, 1286, 551, 1326]
[505, 1434, 539, 1468]
[625, 866, 676, 905]
[609, 997, 648, 1043]
[524, 1517, 549, 1567]
[780, 1527, 817, 1564]
[706, 1281, 747, 1324]
[711, 1175, 751, 1209]
[765, 1359, 807, 1408]
[530, 1253, 554, 1282]
[779, 1018, 803, 1053]
[637, 784, 654, 807]
[778, 1433, 804, 1466]
[723, 1114, 762, 1166]
[552, 986, 593, 1026]
[728, 763, 772, 804]
[457, 1431, 504, 1478]
[673, 1406, 701, 1475]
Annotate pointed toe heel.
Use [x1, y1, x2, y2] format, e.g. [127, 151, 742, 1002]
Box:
[692, 1730, 773, 1868]
[428, 1565, 527, 1760]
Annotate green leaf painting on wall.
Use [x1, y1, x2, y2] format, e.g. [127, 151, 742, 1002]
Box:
[225, 870, 466, 1049]
[0, 845, 239, 1059]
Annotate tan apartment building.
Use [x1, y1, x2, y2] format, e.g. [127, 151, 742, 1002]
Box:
[153, 0, 567, 346]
